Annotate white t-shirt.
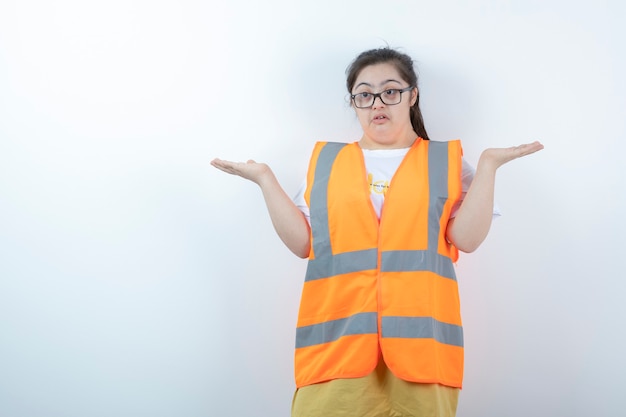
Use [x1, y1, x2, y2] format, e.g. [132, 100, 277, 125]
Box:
[293, 146, 500, 222]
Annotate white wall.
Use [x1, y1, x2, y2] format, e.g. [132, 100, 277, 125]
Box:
[1, 1, 624, 416]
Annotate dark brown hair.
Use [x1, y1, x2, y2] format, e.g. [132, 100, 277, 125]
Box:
[346, 47, 429, 140]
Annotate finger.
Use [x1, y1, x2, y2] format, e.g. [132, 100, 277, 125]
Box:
[210, 158, 230, 167]
[211, 159, 229, 170]
[212, 159, 240, 169]
[211, 159, 242, 175]
[212, 163, 236, 175]
[519, 141, 544, 156]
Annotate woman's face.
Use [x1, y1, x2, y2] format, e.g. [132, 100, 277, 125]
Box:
[351, 62, 418, 149]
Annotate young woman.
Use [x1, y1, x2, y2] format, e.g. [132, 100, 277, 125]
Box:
[212, 47, 543, 417]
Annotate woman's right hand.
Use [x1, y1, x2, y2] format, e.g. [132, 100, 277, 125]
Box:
[210, 157, 311, 257]
[210, 158, 272, 186]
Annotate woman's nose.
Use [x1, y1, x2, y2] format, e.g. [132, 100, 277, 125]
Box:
[371, 95, 385, 108]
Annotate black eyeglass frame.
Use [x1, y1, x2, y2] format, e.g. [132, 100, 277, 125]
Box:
[350, 86, 416, 109]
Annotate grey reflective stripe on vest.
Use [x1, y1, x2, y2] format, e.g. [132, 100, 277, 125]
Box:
[380, 140, 457, 281]
[306, 248, 378, 281]
[380, 250, 455, 279]
[296, 312, 378, 348]
[382, 316, 464, 347]
[305, 142, 378, 282]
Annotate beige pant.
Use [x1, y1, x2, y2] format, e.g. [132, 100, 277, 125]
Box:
[291, 359, 459, 417]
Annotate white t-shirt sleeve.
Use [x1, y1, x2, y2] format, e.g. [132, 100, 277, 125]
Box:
[450, 158, 501, 218]
[293, 179, 310, 223]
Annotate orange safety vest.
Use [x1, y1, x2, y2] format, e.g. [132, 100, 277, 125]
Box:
[295, 138, 464, 388]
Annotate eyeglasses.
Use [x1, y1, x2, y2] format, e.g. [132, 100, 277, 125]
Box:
[350, 86, 415, 109]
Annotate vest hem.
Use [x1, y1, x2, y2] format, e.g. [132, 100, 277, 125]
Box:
[295, 367, 379, 389]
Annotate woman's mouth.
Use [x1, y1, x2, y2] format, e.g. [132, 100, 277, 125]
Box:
[372, 114, 388, 124]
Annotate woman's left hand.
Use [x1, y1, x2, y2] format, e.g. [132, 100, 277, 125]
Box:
[447, 140, 545, 252]
[479, 140, 544, 171]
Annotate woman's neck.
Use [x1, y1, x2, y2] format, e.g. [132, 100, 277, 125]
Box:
[358, 130, 419, 150]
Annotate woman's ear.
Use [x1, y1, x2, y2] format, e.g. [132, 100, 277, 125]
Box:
[411, 87, 419, 106]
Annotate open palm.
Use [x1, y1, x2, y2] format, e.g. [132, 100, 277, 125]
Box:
[480, 141, 544, 170]
[210, 158, 272, 185]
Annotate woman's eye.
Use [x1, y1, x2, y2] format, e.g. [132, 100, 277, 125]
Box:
[383, 89, 398, 96]
[358, 92, 371, 98]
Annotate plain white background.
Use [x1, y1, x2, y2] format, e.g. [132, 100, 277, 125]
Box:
[1, 0, 624, 416]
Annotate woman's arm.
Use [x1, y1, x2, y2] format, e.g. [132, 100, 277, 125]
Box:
[446, 141, 544, 253]
[211, 158, 311, 258]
